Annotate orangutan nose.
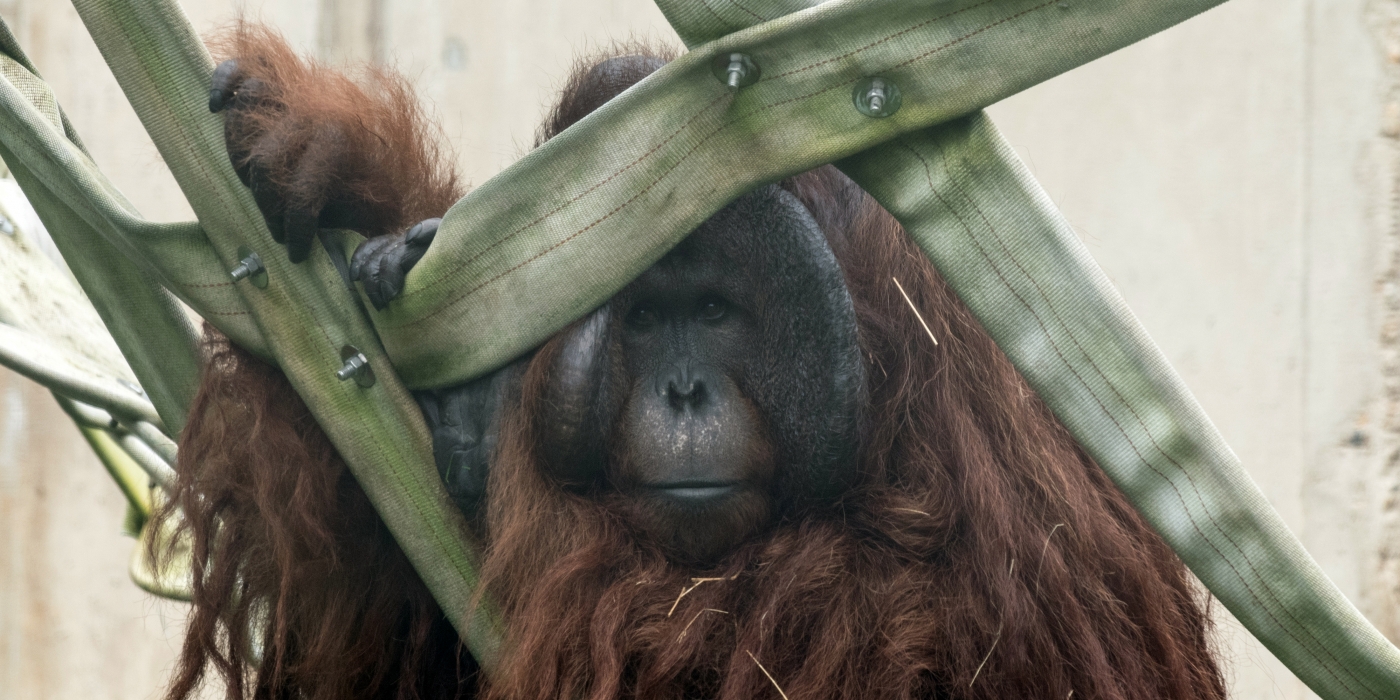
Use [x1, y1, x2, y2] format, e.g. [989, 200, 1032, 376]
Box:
[664, 365, 709, 411]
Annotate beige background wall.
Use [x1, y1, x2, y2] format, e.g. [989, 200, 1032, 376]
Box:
[0, 0, 1393, 698]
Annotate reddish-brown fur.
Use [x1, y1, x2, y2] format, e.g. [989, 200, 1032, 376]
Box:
[158, 26, 1225, 700]
[213, 23, 462, 236]
[164, 338, 472, 700]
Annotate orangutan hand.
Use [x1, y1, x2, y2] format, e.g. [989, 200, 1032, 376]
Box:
[349, 218, 439, 310]
[211, 59, 341, 263]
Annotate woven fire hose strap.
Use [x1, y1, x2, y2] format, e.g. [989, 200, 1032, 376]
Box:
[0, 320, 160, 425]
[650, 2, 1400, 698]
[849, 116, 1400, 700]
[65, 0, 502, 666]
[655, 0, 823, 47]
[381, 0, 1233, 390]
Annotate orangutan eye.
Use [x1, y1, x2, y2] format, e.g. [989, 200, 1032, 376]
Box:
[628, 305, 659, 328]
[698, 298, 727, 322]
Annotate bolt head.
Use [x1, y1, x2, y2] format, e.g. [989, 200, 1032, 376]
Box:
[230, 247, 268, 288]
[336, 346, 376, 388]
[853, 76, 902, 118]
[711, 52, 760, 90]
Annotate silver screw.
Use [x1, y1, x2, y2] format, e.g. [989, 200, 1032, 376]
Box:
[336, 353, 368, 381]
[727, 57, 746, 89]
[230, 252, 263, 282]
[853, 76, 901, 118]
[712, 52, 759, 90]
[867, 82, 886, 115]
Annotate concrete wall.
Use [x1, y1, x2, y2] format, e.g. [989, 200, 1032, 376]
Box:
[0, 0, 1393, 698]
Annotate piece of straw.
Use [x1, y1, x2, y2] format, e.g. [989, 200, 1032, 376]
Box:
[893, 277, 938, 345]
[666, 576, 734, 617]
[746, 650, 791, 700]
[1033, 523, 1065, 595]
[677, 608, 728, 641]
[970, 622, 1003, 687]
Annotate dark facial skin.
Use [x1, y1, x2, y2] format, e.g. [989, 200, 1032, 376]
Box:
[615, 249, 772, 500]
[530, 185, 867, 563]
[604, 232, 779, 562]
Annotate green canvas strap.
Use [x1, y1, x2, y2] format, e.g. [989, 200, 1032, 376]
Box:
[63, 0, 504, 666]
[848, 117, 1400, 700]
[381, 0, 1234, 389]
[0, 39, 222, 433]
[0, 321, 159, 425]
[0, 0, 500, 658]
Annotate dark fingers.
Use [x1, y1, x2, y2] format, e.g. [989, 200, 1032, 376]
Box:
[245, 161, 286, 242]
[208, 59, 240, 112]
[367, 244, 409, 309]
[350, 235, 398, 280]
[404, 218, 441, 247]
[400, 218, 440, 272]
[350, 235, 409, 309]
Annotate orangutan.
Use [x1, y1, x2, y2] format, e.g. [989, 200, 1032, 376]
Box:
[157, 24, 1226, 700]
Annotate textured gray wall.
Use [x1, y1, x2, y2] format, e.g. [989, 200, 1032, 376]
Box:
[0, 0, 1393, 698]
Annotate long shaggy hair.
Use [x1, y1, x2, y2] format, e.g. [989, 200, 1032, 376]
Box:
[162, 335, 473, 700]
[157, 28, 1225, 700]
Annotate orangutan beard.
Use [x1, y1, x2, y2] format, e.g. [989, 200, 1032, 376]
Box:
[474, 411, 1220, 700]
[477, 436, 939, 700]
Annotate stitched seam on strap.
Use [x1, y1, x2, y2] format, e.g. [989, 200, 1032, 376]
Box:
[765, 0, 1003, 81]
[719, 0, 766, 22]
[891, 0, 1059, 72]
[697, 0, 745, 33]
[933, 144, 1377, 698]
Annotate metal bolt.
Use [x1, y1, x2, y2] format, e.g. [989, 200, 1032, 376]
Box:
[868, 86, 885, 114]
[0, 216, 14, 236]
[726, 58, 745, 88]
[336, 346, 376, 387]
[336, 353, 367, 380]
[711, 52, 759, 90]
[230, 254, 262, 280]
[853, 76, 902, 118]
[230, 247, 268, 288]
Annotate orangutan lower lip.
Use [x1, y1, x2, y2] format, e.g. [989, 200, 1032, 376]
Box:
[647, 482, 739, 500]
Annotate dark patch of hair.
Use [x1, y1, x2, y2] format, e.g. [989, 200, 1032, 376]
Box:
[535, 43, 677, 148]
